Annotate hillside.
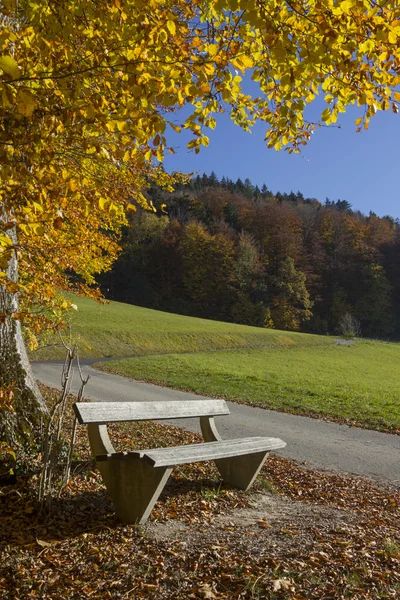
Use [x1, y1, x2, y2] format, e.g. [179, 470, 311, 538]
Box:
[99, 173, 400, 339]
[31, 296, 333, 360]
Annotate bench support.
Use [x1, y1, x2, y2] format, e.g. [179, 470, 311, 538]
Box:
[88, 424, 172, 524]
[215, 451, 270, 490]
[98, 459, 172, 524]
[200, 416, 269, 491]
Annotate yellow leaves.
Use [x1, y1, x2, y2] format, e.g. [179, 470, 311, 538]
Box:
[80, 105, 96, 119]
[126, 203, 137, 213]
[0, 55, 20, 78]
[106, 120, 117, 132]
[166, 20, 176, 36]
[117, 120, 128, 132]
[106, 120, 128, 132]
[2, 0, 400, 340]
[169, 123, 181, 133]
[199, 82, 211, 94]
[5, 280, 20, 294]
[187, 138, 199, 151]
[68, 179, 79, 192]
[321, 106, 338, 126]
[359, 40, 375, 57]
[99, 197, 109, 210]
[185, 84, 198, 97]
[126, 48, 139, 61]
[32, 201, 44, 213]
[369, 102, 378, 116]
[16, 90, 36, 117]
[205, 117, 217, 130]
[0, 233, 13, 248]
[19, 222, 45, 237]
[0, 385, 15, 415]
[321, 107, 331, 123]
[207, 44, 219, 57]
[131, 84, 142, 98]
[1, 84, 14, 109]
[135, 191, 151, 210]
[2, 0, 17, 11]
[156, 145, 164, 162]
[237, 55, 254, 70]
[153, 119, 166, 134]
[203, 63, 215, 76]
[158, 29, 168, 44]
[334, 0, 354, 15]
[98, 196, 122, 216]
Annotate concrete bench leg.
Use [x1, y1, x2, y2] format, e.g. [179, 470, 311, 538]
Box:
[200, 416, 269, 491]
[87, 423, 171, 524]
[215, 451, 269, 491]
[97, 459, 172, 524]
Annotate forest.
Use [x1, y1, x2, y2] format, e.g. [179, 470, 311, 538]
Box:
[100, 173, 400, 338]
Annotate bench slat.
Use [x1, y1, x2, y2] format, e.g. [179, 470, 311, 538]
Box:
[73, 399, 230, 424]
[97, 437, 286, 467]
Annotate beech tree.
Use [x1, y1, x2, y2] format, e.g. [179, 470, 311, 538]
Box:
[181, 221, 236, 319]
[1, 0, 400, 465]
[270, 257, 313, 330]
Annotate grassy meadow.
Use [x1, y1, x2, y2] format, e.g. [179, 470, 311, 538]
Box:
[96, 341, 400, 432]
[31, 295, 332, 359]
[32, 296, 400, 432]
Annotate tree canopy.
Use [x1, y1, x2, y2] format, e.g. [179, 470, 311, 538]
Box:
[1, 0, 400, 470]
[102, 175, 399, 337]
[1, 0, 400, 334]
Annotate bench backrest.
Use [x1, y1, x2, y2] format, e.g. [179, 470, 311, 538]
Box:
[73, 399, 230, 425]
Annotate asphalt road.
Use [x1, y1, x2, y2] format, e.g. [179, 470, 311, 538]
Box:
[32, 361, 400, 487]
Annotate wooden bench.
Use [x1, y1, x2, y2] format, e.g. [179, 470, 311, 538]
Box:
[73, 399, 286, 524]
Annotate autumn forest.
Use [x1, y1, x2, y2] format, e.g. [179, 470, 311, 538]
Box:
[101, 172, 400, 339]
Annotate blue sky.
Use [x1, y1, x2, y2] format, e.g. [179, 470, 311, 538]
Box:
[164, 100, 400, 219]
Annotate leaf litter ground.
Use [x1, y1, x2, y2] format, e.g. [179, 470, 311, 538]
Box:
[0, 388, 399, 599]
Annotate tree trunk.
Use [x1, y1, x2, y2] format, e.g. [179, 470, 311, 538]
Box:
[0, 220, 47, 474]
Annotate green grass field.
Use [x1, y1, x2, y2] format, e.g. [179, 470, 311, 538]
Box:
[95, 341, 400, 432]
[31, 295, 332, 359]
[31, 296, 400, 432]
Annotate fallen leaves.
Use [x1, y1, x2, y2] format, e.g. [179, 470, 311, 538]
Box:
[257, 520, 272, 529]
[272, 577, 294, 592]
[0, 388, 399, 599]
[196, 583, 217, 598]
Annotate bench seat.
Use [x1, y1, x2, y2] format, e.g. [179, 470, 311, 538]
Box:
[97, 437, 286, 467]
